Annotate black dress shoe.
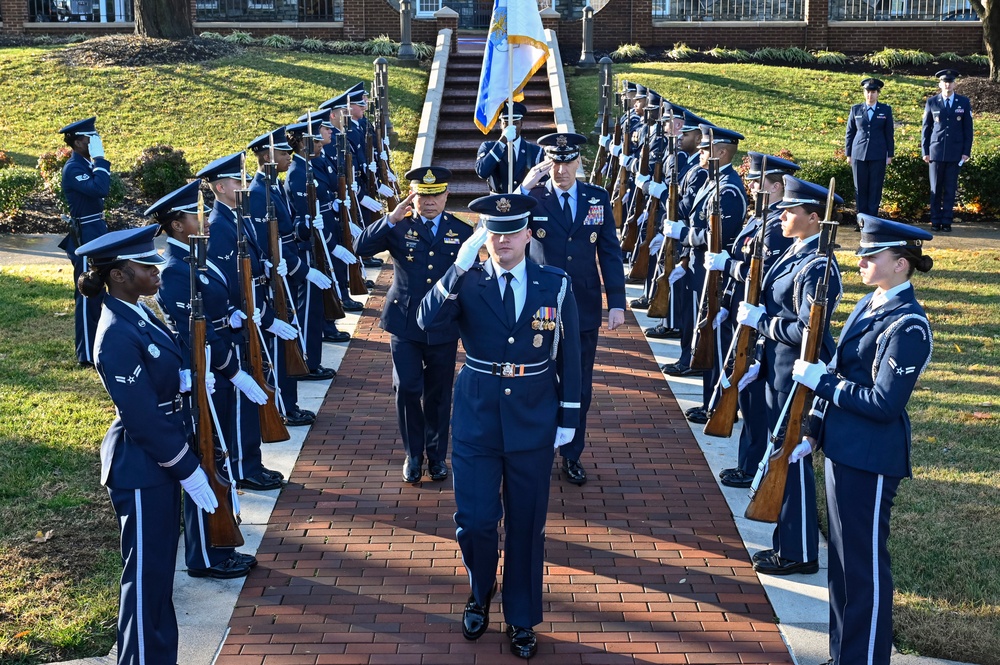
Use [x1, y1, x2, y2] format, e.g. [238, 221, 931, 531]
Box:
[630, 296, 650, 309]
[562, 458, 587, 485]
[237, 472, 283, 491]
[341, 299, 364, 312]
[719, 468, 754, 488]
[462, 581, 496, 640]
[261, 466, 285, 481]
[300, 366, 336, 381]
[323, 330, 351, 343]
[753, 552, 819, 576]
[685, 406, 708, 424]
[187, 552, 253, 579]
[402, 456, 422, 483]
[940, 225, 952, 232]
[365, 279, 375, 289]
[362, 256, 383, 267]
[932, 225, 942, 231]
[662, 361, 696, 376]
[428, 461, 449, 481]
[751, 548, 774, 564]
[78, 360, 95, 368]
[506, 625, 538, 659]
[234, 551, 258, 568]
[283, 408, 315, 427]
[646, 325, 680, 339]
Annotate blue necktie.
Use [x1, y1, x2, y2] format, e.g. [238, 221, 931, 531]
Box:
[561, 192, 573, 226]
[502, 272, 516, 325]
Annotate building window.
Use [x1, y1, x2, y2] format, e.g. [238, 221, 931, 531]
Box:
[654, 0, 803, 20]
[29, 0, 134, 22]
[416, 0, 441, 16]
[830, 0, 977, 20]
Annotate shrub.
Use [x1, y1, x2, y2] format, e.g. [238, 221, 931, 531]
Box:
[36, 145, 73, 203]
[611, 43, 646, 61]
[865, 48, 933, 68]
[130, 145, 193, 201]
[814, 50, 847, 65]
[0, 167, 43, 216]
[965, 53, 988, 67]
[412, 41, 435, 59]
[937, 52, 964, 63]
[795, 151, 855, 210]
[0, 151, 14, 169]
[752, 47, 782, 61]
[363, 35, 399, 57]
[881, 151, 929, 220]
[105, 172, 127, 210]
[200, 31, 224, 40]
[705, 46, 752, 62]
[301, 38, 326, 52]
[33, 35, 53, 45]
[262, 34, 296, 49]
[959, 150, 1000, 217]
[666, 42, 697, 61]
[326, 40, 359, 54]
[224, 31, 255, 44]
[65, 33, 88, 43]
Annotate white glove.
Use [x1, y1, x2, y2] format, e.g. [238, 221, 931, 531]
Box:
[332, 244, 358, 265]
[649, 232, 664, 256]
[88, 134, 105, 159]
[611, 143, 622, 157]
[361, 195, 383, 212]
[380, 149, 389, 160]
[456, 226, 488, 271]
[178, 369, 192, 393]
[306, 267, 333, 290]
[649, 181, 668, 199]
[705, 250, 731, 272]
[635, 172, 651, 187]
[738, 361, 760, 391]
[598, 134, 611, 149]
[204, 371, 216, 395]
[231, 369, 268, 405]
[368, 160, 377, 172]
[377, 183, 395, 198]
[251, 308, 262, 326]
[275, 258, 287, 277]
[789, 439, 813, 464]
[668, 265, 686, 285]
[350, 180, 359, 193]
[792, 359, 827, 390]
[266, 319, 297, 340]
[554, 427, 576, 448]
[502, 125, 517, 142]
[712, 307, 729, 330]
[228, 310, 247, 330]
[665, 220, 685, 239]
[387, 169, 398, 183]
[736, 301, 765, 329]
[180, 467, 218, 514]
[621, 155, 636, 170]
[349, 222, 363, 239]
[333, 199, 343, 212]
[312, 202, 324, 231]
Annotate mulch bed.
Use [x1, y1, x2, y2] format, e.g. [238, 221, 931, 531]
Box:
[0, 184, 148, 235]
[45, 34, 240, 67]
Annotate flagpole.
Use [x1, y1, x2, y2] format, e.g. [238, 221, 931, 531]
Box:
[507, 1, 515, 195]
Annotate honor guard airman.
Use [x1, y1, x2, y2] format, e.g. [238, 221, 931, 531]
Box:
[475, 101, 543, 194]
[921, 69, 973, 231]
[846, 78, 894, 216]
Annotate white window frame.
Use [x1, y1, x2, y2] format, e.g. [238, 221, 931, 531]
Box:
[416, 0, 441, 17]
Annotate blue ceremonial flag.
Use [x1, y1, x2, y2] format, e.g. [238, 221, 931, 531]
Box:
[474, 0, 549, 135]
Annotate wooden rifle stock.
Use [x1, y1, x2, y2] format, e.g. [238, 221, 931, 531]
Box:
[646, 142, 679, 319]
[373, 104, 400, 209]
[610, 108, 631, 229]
[589, 87, 612, 188]
[303, 132, 346, 322]
[628, 121, 665, 281]
[745, 178, 838, 522]
[188, 235, 244, 548]
[338, 135, 368, 296]
[621, 111, 656, 253]
[691, 157, 722, 371]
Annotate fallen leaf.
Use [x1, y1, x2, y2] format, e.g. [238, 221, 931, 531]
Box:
[954, 343, 962, 353]
[972, 412, 993, 420]
[13, 630, 29, 639]
[31, 530, 54, 543]
[926, 436, 937, 443]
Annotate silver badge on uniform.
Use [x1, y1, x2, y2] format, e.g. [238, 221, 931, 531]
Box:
[147, 344, 160, 358]
[533, 334, 543, 348]
[199, 274, 209, 284]
[137, 320, 146, 327]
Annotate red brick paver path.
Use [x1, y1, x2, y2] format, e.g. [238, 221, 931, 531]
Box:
[218, 269, 793, 665]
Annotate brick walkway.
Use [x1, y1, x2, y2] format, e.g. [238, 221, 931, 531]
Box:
[218, 268, 794, 665]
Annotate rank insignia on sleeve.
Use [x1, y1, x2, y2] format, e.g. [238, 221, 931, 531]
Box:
[887, 357, 916, 376]
[115, 365, 143, 385]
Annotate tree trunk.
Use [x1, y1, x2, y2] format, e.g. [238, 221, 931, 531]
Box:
[971, 0, 998, 82]
[134, 0, 195, 39]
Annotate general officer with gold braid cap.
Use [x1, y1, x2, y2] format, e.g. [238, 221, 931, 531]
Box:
[418, 193, 581, 659]
[355, 166, 473, 483]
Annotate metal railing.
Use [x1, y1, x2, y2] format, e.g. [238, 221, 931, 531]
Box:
[194, 0, 343, 21]
[28, 0, 132, 22]
[830, 0, 977, 20]
[652, 0, 803, 20]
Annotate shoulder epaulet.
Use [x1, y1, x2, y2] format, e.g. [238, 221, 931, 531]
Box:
[538, 264, 568, 277]
[451, 212, 476, 228]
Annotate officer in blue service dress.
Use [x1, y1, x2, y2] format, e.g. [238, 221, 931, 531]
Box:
[475, 101, 544, 194]
[58, 116, 112, 366]
[355, 166, 473, 483]
[845, 78, 894, 216]
[789, 215, 934, 665]
[518, 132, 626, 486]
[146, 180, 262, 580]
[76, 225, 219, 665]
[417, 193, 581, 659]
[736, 176, 843, 576]
[921, 69, 974, 232]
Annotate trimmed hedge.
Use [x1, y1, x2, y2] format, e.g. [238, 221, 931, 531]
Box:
[130, 145, 193, 201]
[0, 167, 43, 216]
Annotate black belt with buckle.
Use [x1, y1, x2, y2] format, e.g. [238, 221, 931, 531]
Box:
[158, 394, 185, 415]
[464, 356, 550, 378]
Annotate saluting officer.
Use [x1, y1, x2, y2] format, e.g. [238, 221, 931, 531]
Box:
[417, 193, 581, 660]
[921, 69, 974, 232]
[146, 180, 261, 580]
[519, 132, 626, 486]
[76, 225, 219, 665]
[846, 78, 895, 216]
[791, 215, 934, 665]
[475, 101, 543, 194]
[58, 117, 111, 367]
[355, 166, 474, 483]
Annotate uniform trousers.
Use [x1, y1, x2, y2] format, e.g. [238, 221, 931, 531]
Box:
[183, 489, 235, 570]
[216, 360, 264, 481]
[109, 483, 181, 665]
[853, 159, 887, 216]
[736, 376, 768, 476]
[453, 438, 554, 629]
[297, 273, 326, 372]
[826, 457, 900, 665]
[701, 319, 734, 408]
[674, 270, 695, 367]
[269, 331, 300, 415]
[389, 335, 457, 464]
[928, 160, 961, 227]
[559, 327, 598, 462]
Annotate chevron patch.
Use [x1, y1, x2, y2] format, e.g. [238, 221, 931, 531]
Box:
[114, 365, 143, 385]
[887, 357, 916, 376]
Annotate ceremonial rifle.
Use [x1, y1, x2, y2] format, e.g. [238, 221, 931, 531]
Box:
[621, 105, 657, 253]
[610, 93, 632, 229]
[372, 101, 400, 209]
[646, 133, 680, 319]
[188, 232, 244, 547]
[589, 83, 612, 188]
[627, 117, 664, 281]
[603, 88, 624, 198]
[235, 167, 290, 444]
[745, 179, 839, 523]
[304, 116, 346, 322]
[337, 131, 369, 296]
[704, 158, 770, 438]
[690, 135, 722, 371]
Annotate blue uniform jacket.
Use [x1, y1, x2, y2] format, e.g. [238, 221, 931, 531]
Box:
[756, 237, 842, 396]
[60, 151, 111, 252]
[156, 238, 240, 380]
[248, 170, 307, 285]
[94, 297, 201, 489]
[845, 102, 895, 161]
[355, 211, 473, 344]
[475, 138, 543, 193]
[525, 181, 626, 331]
[417, 260, 582, 452]
[680, 164, 748, 288]
[921, 93, 973, 162]
[721, 204, 791, 312]
[810, 286, 932, 478]
[206, 200, 276, 330]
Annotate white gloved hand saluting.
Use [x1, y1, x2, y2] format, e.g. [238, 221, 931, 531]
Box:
[668, 265, 686, 286]
[332, 244, 358, 265]
[705, 250, 731, 272]
[554, 427, 576, 449]
[231, 369, 268, 405]
[180, 467, 218, 514]
[305, 267, 333, 290]
[502, 125, 518, 143]
[88, 134, 105, 159]
[792, 359, 827, 390]
[712, 307, 729, 330]
[455, 226, 488, 272]
[266, 319, 297, 340]
[664, 220, 685, 240]
[228, 310, 247, 330]
[738, 361, 760, 391]
[736, 301, 765, 329]
[789, 438, 813, 464]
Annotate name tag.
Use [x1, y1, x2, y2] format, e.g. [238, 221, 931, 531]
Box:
[534, 216, 548, 222]
[444, 237, 461, 245]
